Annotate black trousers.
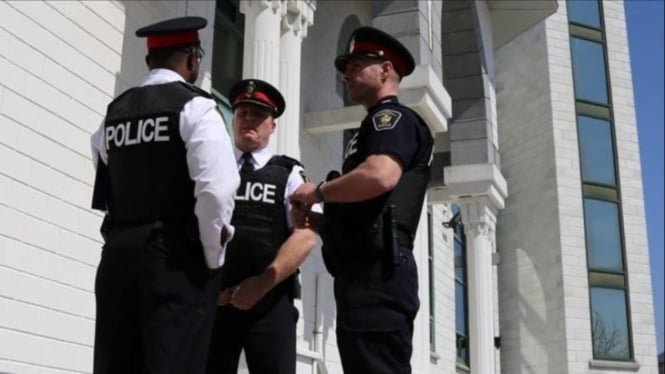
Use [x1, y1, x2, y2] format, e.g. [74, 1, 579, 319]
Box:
[93, 222, 222, 374]
[334, 247, 419, 374]
[206, 293, 298, 374]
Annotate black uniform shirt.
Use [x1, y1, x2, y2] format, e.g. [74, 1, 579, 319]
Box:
[343, 96, 420, 173]
[340, 95, 430, 229]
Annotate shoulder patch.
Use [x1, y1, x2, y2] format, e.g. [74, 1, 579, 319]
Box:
[372, 109, 402, 131]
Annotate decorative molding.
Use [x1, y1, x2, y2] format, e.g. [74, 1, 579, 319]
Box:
[281, 0, 316, 39]
[458, 197, 497, 246]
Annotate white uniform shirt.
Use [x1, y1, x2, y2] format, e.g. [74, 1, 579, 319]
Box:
[90, 69, 240, 269]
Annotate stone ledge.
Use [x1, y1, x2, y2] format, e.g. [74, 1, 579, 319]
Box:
[303, 64, 451, 135]
[428, 163, 508, 209]
[589, 359, 640, 371]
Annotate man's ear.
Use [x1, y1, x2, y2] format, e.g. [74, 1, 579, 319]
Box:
[380, 61, 393, 80]
[186, 52, 194, 70]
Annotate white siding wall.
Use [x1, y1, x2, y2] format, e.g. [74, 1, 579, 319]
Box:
[0, 1, 216, 373]
[495, 16, 572, 374]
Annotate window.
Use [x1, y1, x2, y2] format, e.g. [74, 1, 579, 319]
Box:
[568, 1, 634, 362]
[427, 209, 436, 353]
[451, 204, 469, 365]
[590, 287, 632, 360]
[571, 37, 609, 105]
[577, 115, 616, 186]
[567, 0, 602, 29]
[212, 0, 244, 131]
[584, 198, 624, 272]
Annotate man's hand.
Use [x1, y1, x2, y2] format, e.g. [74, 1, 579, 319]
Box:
[228, 273, 273, 311]
[290, 202, 323, 231]
[289, 182, 319, 206]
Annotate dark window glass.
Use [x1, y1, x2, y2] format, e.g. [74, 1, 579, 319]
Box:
[212, 0, 244, 99]
[571, 37, 609, 105]
[454, 239, 465, 280]
[590, 287, 632, 360]
[455, 282, 467, 337]
[451, 204, 469, 364]
[578, 115, 616, 185]
[584, 199, 624, 271]
[567, 0, 602, 29]
[427, 210, 436, 352]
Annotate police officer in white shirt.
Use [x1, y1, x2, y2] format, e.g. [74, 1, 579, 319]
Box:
[206, 79, 317, 374]
[89, 17, 239, 374]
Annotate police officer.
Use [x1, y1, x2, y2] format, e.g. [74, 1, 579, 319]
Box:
[290, 27, 434, 374]
[206, 79, 317, 374]
[89, 17, 240, 374]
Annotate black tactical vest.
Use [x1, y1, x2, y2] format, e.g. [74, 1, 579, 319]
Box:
[101, 81, 210, 223]
[388, 109, 433, 235]
[222, 155, 300, 288]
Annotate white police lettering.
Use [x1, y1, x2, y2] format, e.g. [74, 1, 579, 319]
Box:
[105, 116, 170, 149]
[235, 182, 276, 203]
[344, 132, 359, 160]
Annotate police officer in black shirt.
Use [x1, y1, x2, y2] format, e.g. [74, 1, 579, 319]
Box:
[90, 17, 240, 374]
[290, 27, 434, 374]
[206, 79, 317, 374]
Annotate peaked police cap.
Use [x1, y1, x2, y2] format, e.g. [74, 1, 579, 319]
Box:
[335, 26, 415, 78]
[135, 16, 207, 49]
[229, 79, 286, 118]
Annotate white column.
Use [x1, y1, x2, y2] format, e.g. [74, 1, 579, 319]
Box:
[240, 0, 281, 82]
[460, 197, 497, 374]
[239, 0, 282, 154]
[277, 0, 315, 157]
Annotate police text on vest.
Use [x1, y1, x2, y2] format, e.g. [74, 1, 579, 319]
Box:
[106, 116, 170, 149]
[236, 182, 276, 203]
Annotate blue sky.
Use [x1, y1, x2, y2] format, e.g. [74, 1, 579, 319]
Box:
[625, 0, 664, 354]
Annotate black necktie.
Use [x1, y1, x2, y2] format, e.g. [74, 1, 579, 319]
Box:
[241, 153, 254, 174]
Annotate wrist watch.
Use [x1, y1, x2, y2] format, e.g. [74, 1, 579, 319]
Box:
[315, 181, 327, 203]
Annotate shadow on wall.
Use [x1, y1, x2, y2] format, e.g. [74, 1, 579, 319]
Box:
[112, 2, 157, 99]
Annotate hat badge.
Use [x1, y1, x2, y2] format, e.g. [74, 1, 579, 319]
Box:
[246, 81, 256, 98]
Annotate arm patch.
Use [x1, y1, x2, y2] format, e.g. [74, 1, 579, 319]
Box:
[372, 109, 402, 131]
